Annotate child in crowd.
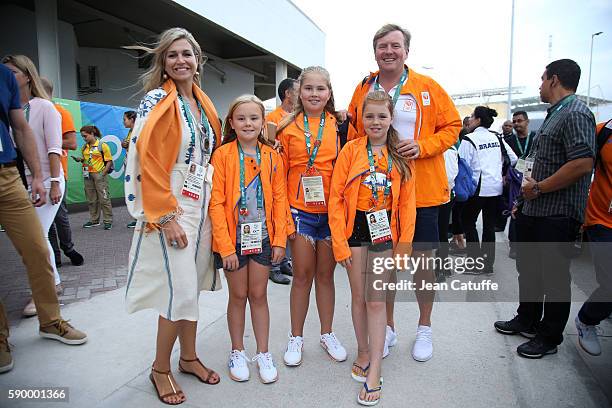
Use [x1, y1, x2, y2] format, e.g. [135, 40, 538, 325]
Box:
[209, 95, 287, 384]
[277, 66, 347, 366]
[329, 91, 415, 406]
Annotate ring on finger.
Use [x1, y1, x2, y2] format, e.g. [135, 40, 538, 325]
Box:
[170, 240, 179, 248]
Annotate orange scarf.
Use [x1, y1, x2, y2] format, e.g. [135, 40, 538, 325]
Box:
[136, 79, 222, 225]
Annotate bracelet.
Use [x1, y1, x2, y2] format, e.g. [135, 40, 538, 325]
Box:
[49, 177, 62, 183]
[158, 212, 176, 225]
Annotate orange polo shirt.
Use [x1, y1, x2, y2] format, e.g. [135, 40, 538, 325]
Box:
[54, 103, 76, 180]
[266, 106, 290, 126]
[585, 121, 612, 229]
[278, 111, 339, 215]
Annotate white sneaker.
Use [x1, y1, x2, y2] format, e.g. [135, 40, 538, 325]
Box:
[228, 349, 250, 382]
[383, 326, 397, 358]
[320, 332, 347, 362]
[284, 333, 304, 366]
[575, 316, 602, 356]
[253, 352, 278, 384]
[412, 325, 433, 362]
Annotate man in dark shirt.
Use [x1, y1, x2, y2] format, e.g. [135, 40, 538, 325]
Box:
[502, 111, 539, 256]
[494, 59, 595, 358]
[0, 64, 87, 374]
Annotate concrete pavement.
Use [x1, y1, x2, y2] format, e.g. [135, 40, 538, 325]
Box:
[0, 206, 610, 407]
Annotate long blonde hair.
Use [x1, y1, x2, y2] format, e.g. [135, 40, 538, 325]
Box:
[124, 27, 205, 93]
[363, 91, 412, 182]
[2, 55, 50, 100]
[222, 94, 273, 147]
[277, 66, 338, 134]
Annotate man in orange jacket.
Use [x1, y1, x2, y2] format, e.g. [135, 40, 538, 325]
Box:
[347, 23, 461, 362]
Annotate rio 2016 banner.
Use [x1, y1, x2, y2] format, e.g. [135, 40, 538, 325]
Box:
[55, 98, 134, 204]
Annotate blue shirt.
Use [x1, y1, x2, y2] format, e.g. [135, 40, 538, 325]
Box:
[0, 64, 20, 163]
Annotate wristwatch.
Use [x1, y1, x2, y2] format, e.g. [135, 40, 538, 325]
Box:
[49, 177, 62, 183]
[532, 182, 541, 197]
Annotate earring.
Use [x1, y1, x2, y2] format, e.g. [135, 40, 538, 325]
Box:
[163, 73, 168, 80]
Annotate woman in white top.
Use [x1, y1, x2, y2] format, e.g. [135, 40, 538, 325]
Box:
[3, 55, 64, 316]
[458, 106, 517, 274]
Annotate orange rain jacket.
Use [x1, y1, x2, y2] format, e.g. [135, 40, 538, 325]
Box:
[209, 141, 288, 258]
[278, 111, 340, 235]
[328, 136, 416, 262]
[347, 66, 461, 208]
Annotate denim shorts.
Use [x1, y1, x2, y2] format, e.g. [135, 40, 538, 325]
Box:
[413, 206, 440, 251]
[291, 207, 331, 241]
[214, 237, 272, 271]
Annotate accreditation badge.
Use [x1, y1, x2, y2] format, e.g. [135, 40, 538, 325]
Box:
[516, 158, 534, 185]
[240, 221, 263, 255]
[82, 166, 90, 179]
[181, 162, 205, 200]
[301, 167, 325, 207]
[366, 209, 392, 244]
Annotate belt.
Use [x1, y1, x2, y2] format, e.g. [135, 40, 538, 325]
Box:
[0, 161, 17, 169]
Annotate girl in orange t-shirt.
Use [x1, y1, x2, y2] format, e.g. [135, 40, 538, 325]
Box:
[276, 66, 346, 366]
[209, 95, 287, 384]
[329, 91, 415, 405]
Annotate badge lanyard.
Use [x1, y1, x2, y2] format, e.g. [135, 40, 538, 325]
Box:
[178, 94, 212, 165]
[23, 102, 30, 122]
[366, 141, 392, 210]
[303, 112, 326, 173]
[374, 68, 408, 108]
[514, 133, 531, 158]
[238, 142, 263, 219]
[529, 94, 576, 160]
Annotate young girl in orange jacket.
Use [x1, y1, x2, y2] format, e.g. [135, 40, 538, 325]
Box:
[329, 91, 416, 406]
[209, 95, 287, 384]
[276, 66, 348, 366]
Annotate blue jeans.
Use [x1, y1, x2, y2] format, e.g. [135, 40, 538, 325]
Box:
[578, 224, 612, 325]
[290, 208, 331, 242]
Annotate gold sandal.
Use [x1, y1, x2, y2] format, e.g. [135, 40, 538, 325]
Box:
[149, 366, 185, 405]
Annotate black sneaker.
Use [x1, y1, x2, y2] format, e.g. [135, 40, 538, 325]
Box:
[66, 249, 84, 266]
[516, 337, 557, 359]
[280, 260, 293, 277]
[494, 316, 536, 339]
[269, 270, 290, 285]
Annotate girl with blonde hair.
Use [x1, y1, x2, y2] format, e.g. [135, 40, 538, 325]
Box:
[209, 94, 287, 383]
[277, 66, 348, 366]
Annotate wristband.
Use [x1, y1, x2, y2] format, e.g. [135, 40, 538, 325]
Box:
[49, 177, 62, 183]
[532, 182, 541, 197]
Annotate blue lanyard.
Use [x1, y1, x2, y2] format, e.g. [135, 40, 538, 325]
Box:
[366, 141, 392, 207]
[178, 94, 211, 164]
[374, 68, 408, 108]
[303, 112, 326, 170]
[238, 142, 263, 217]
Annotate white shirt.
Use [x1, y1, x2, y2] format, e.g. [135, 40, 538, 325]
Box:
[369, 83, 417, 140]
[444, 147, 459, 192]
[458, 127, 517, 197]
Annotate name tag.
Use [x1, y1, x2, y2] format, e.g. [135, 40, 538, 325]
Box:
[516, 158, 534, 185]
[181, 162, 205, 200]
[367, 209, 392, 244]
[240, 221, 263, 255]
[302, 175, 326, 207]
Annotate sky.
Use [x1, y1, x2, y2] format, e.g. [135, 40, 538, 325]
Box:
[290, 0, 612, 115]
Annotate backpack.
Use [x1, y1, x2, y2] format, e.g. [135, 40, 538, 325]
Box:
[83, 141, 114, 172]
[498, 137, 522, 215]
[454, 136, 479, 202]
